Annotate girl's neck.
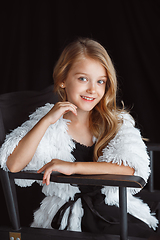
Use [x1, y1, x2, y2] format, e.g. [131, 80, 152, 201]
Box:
[63, 111, 93, 146]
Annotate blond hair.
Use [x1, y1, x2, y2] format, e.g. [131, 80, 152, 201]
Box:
[53, 38, 124, 160]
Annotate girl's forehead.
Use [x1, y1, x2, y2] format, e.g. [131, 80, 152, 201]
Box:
[71, 57, 102, 69]
[70, 57, 107, 75]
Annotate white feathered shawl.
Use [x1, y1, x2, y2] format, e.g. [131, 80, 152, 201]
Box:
[0, 103, 158, 231]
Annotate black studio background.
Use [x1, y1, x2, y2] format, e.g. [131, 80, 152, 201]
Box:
[1, 0, 160, 227]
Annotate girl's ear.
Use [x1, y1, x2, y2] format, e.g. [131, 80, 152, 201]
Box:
[60, 82, 66, 88]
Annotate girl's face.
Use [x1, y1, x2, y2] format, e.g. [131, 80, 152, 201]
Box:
[61, 57, 107, 114]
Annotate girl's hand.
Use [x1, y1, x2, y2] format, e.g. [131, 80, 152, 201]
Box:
[37, 159, 75, 185]
[45, 102, 77, 125]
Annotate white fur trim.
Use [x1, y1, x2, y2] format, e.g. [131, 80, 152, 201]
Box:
[31, 190, 83, 231]
[42, 182, 80, 201]
[31, 195, 66, 229]
[127, 193, 159, 230]
[98, 113, 150, 194]
[67, 198, 84, 231]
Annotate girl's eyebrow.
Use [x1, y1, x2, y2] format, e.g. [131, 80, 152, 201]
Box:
[75, 72, 107, 78]
[99, 76, 108, 79]
[75, 72, 88, 76]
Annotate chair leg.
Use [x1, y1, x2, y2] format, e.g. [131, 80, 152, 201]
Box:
[0, 170, 20, 230]
[119, 186, 128, 240]
[148, 150, 154, 192]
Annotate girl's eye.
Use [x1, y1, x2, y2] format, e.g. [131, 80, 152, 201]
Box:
[78, 77, 87, 82]
[97, 80, 105, 84]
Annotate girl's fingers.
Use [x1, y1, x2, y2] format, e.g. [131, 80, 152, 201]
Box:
[43, 170, 53, 185]
[47, 101, 77, 124]
[37, 161, 54, 185]
[37, 159, 73, 185]
[56, 102, 77, 116]
[69, 103, 77, 115]
[37, 163, 48, 173]
[58, 102, 77, 116]
[46, 173, 51, 185]
[37, 166, 44, 173]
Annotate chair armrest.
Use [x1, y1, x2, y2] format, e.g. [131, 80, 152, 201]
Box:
[9, 170, 145, 188]
[147, 143, 160, 151]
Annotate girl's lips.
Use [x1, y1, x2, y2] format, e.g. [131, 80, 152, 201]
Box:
[81, 96, 95, 101]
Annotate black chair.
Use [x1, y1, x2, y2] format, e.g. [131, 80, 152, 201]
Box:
[0, 169, 145, 240]
[0, 86, 157, 240]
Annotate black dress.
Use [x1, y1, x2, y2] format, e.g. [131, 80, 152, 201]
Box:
[52, 141, 159, 238]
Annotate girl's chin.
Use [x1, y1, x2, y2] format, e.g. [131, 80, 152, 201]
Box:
[76, 105, 96, 113]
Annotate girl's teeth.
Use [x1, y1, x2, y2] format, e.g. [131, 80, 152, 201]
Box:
[82, 96, 94, 100]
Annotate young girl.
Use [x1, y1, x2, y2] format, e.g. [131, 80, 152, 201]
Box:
[0, 38, 158, 237]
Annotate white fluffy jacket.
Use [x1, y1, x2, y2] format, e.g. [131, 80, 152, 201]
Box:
[0, 103, 158, 231]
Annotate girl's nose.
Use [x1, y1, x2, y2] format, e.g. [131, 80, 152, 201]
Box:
[86, 82, 96, 94]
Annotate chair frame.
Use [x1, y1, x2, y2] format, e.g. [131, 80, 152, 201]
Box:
[0, 168, 145, 240]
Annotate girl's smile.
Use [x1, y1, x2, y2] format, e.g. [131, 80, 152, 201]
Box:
[61, 57, 107, 114]
[80, 95, 95, 101]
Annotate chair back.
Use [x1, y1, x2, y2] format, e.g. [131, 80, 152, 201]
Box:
[0, 85, 58, 144]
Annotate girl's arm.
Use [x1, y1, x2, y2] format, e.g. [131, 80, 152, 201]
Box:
[7, 102, 77, 172]
[38, 159, 134, 186]
[74, 161, 134, 175]
[7, 117, 51, 172]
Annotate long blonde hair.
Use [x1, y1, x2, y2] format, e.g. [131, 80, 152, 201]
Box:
[53, 38, 124, 161]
